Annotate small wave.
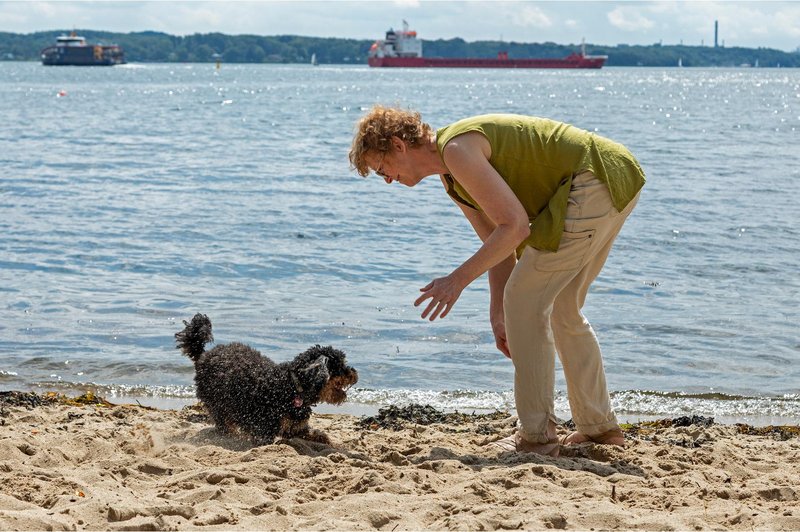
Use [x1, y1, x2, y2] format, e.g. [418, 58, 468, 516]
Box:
[28, 380, 196, 400]
[351, 388, 516, 412]
[351, 388, 800, 421]
[611, 390, 800, 419]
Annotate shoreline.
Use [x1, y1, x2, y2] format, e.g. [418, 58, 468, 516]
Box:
[1, 391, 799, 530]
[17, 389, 798, 428]
[111, 399, 800, 429]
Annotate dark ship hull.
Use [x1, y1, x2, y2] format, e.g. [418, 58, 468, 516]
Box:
[41, 35, 125, 66]
[368, 53, 606, 69]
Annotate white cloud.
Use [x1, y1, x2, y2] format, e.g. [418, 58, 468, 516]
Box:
[774, 6, 800, 38]
[607, 6, 655, 32]
[173, 6, 223, 29]
[514, 6, 553, 28]
[665, 3, 797, 47]
[0, 1, 61, 28]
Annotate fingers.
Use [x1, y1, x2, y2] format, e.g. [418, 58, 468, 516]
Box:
[429, 301, 449, 321]
[417, 292, 451, 321]
[496, 339, 511, 359]
[414, 281, 436, 307]
[414, 291, 431, 308]
[415, 278, 461, 321]
[421, 299, 449, 321]
[500, 343, 512, 359]
[421, 299, 437, 319]
[494, 328, 512, 358]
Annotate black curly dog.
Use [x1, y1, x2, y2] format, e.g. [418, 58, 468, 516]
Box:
[176, 313, 358, 444]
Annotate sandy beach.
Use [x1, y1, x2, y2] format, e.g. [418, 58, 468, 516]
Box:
[0, 392, 798, 531]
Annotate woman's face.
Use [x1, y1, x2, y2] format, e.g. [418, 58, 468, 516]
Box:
[369, 150, 394, 183]
[367, 138, 424, 187]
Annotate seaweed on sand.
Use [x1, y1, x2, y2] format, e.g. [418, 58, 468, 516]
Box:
[735, 424, 800, 441]
[0, 390, 113, 425]
[617, 415, 799, 445]
[357, 403, 509, 434]
[0, 390, 114, 412]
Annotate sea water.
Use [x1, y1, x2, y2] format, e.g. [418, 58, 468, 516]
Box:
[1, 62, 798, 425]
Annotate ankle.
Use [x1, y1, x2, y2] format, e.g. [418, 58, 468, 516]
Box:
[519, 420, 559, 445]
[546, 420, 558, 441]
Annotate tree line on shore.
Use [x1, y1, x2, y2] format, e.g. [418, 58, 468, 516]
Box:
[2, 29, 799, 67]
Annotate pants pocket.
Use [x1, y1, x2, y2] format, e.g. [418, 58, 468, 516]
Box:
[534, 229, 596, 272]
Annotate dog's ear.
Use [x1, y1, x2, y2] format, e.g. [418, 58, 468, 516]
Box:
[301, 355, 330, 388]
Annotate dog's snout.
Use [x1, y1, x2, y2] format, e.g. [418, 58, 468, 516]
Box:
[344, 367, 358, 387]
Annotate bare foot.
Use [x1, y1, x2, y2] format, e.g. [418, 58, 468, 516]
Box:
[489, 432, 559, 457]
[562, 428, 625, 446]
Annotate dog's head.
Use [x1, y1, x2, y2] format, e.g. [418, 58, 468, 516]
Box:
[290, 345, 358, 406]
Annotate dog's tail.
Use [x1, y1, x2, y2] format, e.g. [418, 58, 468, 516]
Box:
[175, 313, 213, 362]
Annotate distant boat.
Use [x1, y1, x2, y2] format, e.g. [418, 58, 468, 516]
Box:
[678, 57, 683, 67]
[41, 32, 125, 66]
[368, 21, 607, 69]
[311, 53, 318, 66]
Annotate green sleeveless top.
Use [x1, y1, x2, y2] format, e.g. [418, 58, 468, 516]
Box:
[436, 114, 645, 254]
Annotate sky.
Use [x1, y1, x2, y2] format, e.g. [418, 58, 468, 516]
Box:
[1, 1, 799, 52]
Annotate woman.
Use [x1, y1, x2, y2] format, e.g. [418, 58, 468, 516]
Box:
[349, 106, 645, 456]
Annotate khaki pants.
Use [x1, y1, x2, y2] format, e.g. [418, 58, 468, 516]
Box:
[504, 170, 640, 443]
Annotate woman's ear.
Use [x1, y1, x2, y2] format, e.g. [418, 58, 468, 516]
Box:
[390, 135, 407, 153]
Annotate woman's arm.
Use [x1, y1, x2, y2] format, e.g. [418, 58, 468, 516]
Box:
[415, 131, 530, 321]
[448, 195, 516, 357]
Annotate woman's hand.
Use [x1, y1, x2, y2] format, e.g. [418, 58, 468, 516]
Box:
[415, 274, 466, 321]
[491, 319, 512, 359]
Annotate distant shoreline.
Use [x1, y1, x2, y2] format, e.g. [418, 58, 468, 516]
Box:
[2, 30, 799, 67]
[4, 60, 800, 69]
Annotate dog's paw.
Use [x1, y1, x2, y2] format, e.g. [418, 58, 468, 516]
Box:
[302, 428, 331, 445]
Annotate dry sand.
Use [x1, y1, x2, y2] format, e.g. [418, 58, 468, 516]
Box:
[1, 392, 798, 531]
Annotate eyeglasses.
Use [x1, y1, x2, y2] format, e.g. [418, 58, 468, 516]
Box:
[374, 151, 388, 179]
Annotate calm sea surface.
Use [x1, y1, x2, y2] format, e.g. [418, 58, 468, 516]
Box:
[1, 62, 798, 424]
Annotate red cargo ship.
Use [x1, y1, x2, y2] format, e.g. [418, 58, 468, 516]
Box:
[368, 21, 607, 69]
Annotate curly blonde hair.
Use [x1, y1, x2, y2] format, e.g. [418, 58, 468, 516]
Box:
[349, 105, 433, 177]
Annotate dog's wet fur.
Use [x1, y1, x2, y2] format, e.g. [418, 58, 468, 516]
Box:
[176, 313, 358, 444]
